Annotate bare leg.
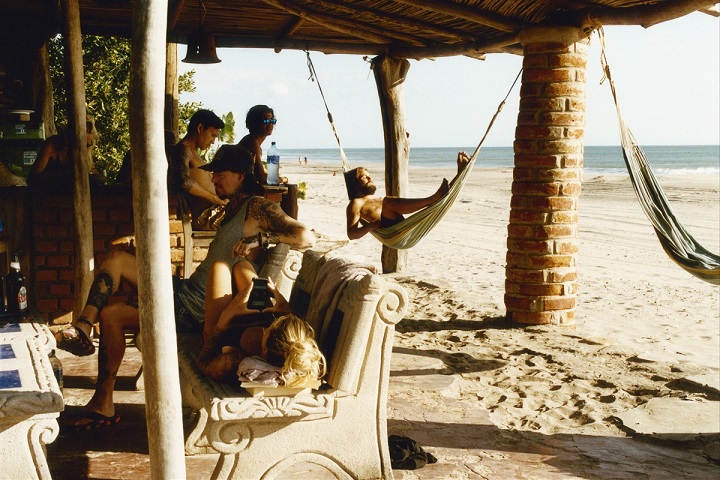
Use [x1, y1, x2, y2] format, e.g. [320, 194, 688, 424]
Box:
[203, 262, 234, 340]
[68, 302, 139, 426]
[381, 178, 449, 221]
[231, 259, 257, 293]
[58, 250, 139, 355]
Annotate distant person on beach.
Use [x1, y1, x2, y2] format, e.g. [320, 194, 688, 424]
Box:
[238, 104, 287, 185]
[345, 151, 470, 240]
[304, 156, 307, 165]
[168, 109, 228, 230]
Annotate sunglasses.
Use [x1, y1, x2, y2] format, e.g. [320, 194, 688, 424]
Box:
[262, 118, 277, 125]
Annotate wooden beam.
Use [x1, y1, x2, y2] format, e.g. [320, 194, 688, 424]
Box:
[213, 33, 521, 59]
[259, 0, 413, 46]
[372, 55, 410, 274]
[60, 0, 94, 321]
[700, 4, 720, 16]
[317, 0, 480, 43]
[167, 0, 185, 31]
[391, 33, 521, 59]
[277, 15, 304, 40]
[392, 0, 522, 33]
[130, 0, 186, 477]
[582, 0, 719, 28]
[164, 42, 179, 138]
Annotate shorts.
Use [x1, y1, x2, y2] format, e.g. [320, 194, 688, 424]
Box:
[173, 276, 203, 333]
[380, 215, 404, 229]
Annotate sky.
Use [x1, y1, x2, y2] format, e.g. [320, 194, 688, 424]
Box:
[178, 11, 719, 150]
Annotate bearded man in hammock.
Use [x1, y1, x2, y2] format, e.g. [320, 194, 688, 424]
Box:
[346, 151, 470, 240]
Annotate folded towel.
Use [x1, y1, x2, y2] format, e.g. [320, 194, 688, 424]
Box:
[237, 356, 283, 386]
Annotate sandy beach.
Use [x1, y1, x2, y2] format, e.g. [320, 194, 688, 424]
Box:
[281, 159, 720, 473]
[50, 158, 719, 479]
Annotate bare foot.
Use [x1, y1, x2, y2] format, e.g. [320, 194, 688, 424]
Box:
[457, 151, 471, 174]
[433, 178, 449, 201]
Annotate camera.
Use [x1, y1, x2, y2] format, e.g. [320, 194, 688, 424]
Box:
[247, 277, 269, 310]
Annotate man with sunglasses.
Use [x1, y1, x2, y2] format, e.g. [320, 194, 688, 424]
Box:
[238, 104, 286, 185]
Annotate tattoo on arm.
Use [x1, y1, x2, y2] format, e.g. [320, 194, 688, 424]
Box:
[248, 198, 297, 240]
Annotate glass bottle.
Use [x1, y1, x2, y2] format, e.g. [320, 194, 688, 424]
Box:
[5, 253, 27, 315]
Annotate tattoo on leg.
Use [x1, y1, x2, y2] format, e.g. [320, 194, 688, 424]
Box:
[97, 344, 117, 385]
[87, 271, 114, 311]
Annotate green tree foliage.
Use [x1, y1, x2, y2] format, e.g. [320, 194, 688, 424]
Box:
[49, 36, 234, 180]
[178, 70, 202, 139]
[49, 35, 130, 179]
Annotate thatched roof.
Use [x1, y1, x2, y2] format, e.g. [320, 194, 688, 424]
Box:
[4, 1, 719, 59]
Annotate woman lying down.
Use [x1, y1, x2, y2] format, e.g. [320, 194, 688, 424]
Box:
[198, 259, 326, 387]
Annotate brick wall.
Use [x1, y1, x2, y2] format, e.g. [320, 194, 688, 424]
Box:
[505, 32, 589, 326]
[1, 186, 190, 325]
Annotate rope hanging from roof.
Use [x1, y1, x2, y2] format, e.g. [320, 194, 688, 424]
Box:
[305, 50, 521, 249]
[598, 28, 720, 284]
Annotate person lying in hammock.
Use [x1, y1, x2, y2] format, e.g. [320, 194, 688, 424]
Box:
[345, 151, 471, 240]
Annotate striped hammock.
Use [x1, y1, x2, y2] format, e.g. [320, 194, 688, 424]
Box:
[306, 50, 521, 249]
[341, 145, 478, 249]
[600, 29, 720, 284]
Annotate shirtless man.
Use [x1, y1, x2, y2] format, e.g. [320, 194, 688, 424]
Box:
[168, 109, 227, 228]
[59, 145, 315, 429]
[345, 151, 470, 240]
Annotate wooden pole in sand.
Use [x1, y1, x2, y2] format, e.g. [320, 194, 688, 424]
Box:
[372, 55, 411, 273]
[59, 0, 94, 320]
[505, 26, 590, 327]
[130, 0, 186, 477]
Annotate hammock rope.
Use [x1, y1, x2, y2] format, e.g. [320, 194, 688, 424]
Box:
[306, 50, 521, 249]
[598, 28, 720, 284]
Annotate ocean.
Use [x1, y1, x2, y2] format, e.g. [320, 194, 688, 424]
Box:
[281, 145, 720, 176]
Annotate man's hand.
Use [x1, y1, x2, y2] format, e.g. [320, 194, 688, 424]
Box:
[232, 235, 260, 257]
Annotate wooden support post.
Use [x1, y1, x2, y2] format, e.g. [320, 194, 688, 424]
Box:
[372, 55, 410, 273]
[59, 0, 94, 321]
[32, 43, 57, 136]
[130, 0, 186, 477]
[164, 42, 179, 141]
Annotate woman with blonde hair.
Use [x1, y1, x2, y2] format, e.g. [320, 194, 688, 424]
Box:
[198, 260, 326, 386]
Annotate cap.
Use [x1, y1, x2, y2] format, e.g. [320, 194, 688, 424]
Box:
[199, 145, 253, 174]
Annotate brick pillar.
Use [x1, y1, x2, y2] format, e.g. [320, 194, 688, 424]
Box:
[505, 27, 589, 327]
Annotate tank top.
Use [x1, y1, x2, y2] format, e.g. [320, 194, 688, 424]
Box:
[176, 196, 256, 321]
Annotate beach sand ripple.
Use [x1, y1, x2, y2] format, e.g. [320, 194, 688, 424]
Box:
[284, 163, 719, 476]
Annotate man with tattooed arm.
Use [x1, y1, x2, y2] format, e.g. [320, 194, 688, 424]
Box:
[57, 145, 315, 430]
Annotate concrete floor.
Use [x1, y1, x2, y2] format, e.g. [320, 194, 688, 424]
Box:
[47, 339, 719, 480]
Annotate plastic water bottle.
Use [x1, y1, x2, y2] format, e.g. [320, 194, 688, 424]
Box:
[267, 142, 280, 185]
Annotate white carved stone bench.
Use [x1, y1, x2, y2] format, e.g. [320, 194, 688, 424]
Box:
[176, 249, 409, 480]
[0, 323, 63, 480]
